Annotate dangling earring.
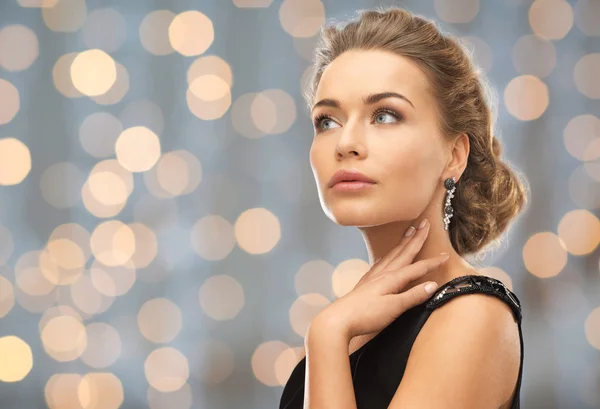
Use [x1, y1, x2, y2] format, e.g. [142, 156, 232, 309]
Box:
[443, 177, 456, 231]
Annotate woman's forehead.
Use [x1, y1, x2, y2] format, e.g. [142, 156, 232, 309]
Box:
[314, 49, 431, 107]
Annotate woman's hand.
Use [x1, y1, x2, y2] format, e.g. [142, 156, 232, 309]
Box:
[312, 219, 449, 341]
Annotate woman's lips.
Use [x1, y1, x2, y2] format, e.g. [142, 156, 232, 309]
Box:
[330, 181, 376, 192]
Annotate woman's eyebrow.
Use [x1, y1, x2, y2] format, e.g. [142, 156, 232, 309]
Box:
[312, 91, 415, 112]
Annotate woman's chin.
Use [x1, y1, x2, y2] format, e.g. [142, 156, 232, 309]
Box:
[325, 208, 381, 227]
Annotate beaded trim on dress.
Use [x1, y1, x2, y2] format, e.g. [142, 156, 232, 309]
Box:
[425, 274, 522, 322]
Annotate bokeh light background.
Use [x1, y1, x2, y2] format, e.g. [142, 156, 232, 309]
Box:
[0, 0, 599, 407]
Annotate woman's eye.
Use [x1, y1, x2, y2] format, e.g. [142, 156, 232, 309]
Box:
[322, 119, 338, 130]
[314, 117, 339, 131]
[374, 112, 398, 124]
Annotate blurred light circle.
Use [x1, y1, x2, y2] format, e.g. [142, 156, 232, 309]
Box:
[574, 53, 600, 99]
[234, 208, 281, 254]
[70, 274, 115, 316]
[88, 171, 129, 206]
[168, 10, 214, 56]
[0, 137, 31, 185]
[140, 10, 176, 56]
[45, 373, 82, 409]
[90, 259, 137, 297]
[39, 306, 82, 335]
[41, 315, 88, 362]
[512, 34, 556, 77]
[585, 307, 600, 350]
[434, 0, 479, 24]
[90, 220, 136, 267]
[557, 209, 600, 255]
[295, 259, 334, 297]
[0, 336, 33, 382]
[47, 223, 91, 266]
[188, 74, 230, 101]
[199, 275, 244, 320]
[70, 49, 117, 96]
[504, 75, 549, 121]
[79, 112, 123, 158]
[332, 259, 369, 297]
[91, 62, 130, 106]
[52, 52, 84, 98]
[563, 114, 600, 161]
[81, 8, 127, 52]
[523, 232, 568, 278]
[46, 238, 85, 271]
[145, 347, 190, 392]
[115, 126, 161, 172]
[187, 55, 233, 88]
[289, 293, 330, 337]
[42, 0, 87, 33]
[191, 215, 235, 261]
[0, 80, 20, 125]
[82, 181, 127, 219]
[528, 0, 573, 40]
[0, 24, 39, 71]
[77, 372, 124, 409]
[156, 150, 202, 196]
[128, 223, 158, 269]
[186, 89, 231, 120]
[82, 159, 133, 218]
[38, 248, 84, 287]
[279, 0, 325, 38]
[138, 298, 183, 343]
[232, 93, 265, 139]
[14, 286, 59, 314]
[274, 346, 304, 386]
[251, 89, 297, 135]
[15, 250, 56, 296]
[569, 165, 600, 214]
[0, 276, 15, 318]
[81, 323, 122, 368]
[574, 0, 600, 37]
[251, 341, 288, 386]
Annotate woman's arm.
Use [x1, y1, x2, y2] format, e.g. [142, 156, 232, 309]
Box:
[303, 313, 358, 409]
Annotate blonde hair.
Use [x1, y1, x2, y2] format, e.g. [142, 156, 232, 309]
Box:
[305, 7, 529, 257]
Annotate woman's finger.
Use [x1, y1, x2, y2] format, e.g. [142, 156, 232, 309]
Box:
[385, 219, 431, 271]
[379, 253, 449, 294]
[391, 280, 442, 313]
[369, 223, 418, 274]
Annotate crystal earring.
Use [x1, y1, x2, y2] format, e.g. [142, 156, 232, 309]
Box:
[443, 177, 456, 231]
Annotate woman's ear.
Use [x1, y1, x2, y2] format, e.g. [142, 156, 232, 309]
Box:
[446, 133, 469, 180]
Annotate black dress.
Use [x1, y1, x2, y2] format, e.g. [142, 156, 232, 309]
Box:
[279, 274, 524, 409]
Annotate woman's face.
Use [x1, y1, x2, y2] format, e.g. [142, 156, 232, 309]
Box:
[309, 49, 449, 227]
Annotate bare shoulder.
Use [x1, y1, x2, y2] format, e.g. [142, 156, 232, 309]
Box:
[388, 292, 521, 409]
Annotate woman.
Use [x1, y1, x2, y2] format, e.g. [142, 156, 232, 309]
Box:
[279, 6, 528, 409]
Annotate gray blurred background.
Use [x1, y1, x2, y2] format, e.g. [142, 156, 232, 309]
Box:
[0, 0, 599, 408]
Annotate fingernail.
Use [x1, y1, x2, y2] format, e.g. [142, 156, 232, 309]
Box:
[440, 252, 449, 261]
[424, 282, 439, 294]
[404, 226, 415, 237]
[418, 219, 428, 229]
